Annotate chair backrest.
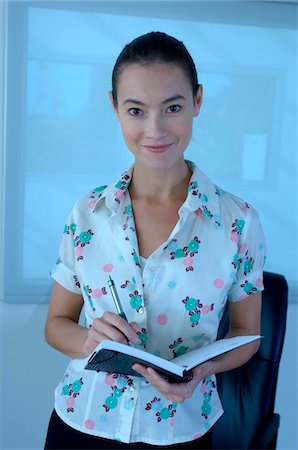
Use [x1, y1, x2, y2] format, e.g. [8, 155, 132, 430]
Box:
[212, 272, 288, 449]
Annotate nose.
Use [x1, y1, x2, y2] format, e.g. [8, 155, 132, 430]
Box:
[145, 113, 168, 140]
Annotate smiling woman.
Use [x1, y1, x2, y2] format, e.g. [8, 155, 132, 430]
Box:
[110, 63, 202, 171]
[44, 31, 266, 449]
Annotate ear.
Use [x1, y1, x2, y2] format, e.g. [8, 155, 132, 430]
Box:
[193, 84, 203, 117]
[108, 91, 119, 118]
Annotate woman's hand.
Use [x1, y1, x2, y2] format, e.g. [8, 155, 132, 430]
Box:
[45, 282, 140, 359]
[82, 311, 140, 356]
[132, 360, 214, 403]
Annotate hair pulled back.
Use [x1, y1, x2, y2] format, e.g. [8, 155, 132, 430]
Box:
[111, 31, 199, 107]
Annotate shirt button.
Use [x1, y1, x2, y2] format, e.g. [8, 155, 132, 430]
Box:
[138, 306, 145, 314]
[129, 385, 136, 392]
[148, 266, 156, 273]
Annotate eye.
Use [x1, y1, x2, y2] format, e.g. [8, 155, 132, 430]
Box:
[166, 104, 182, 113]
[128, 108, 143, 117]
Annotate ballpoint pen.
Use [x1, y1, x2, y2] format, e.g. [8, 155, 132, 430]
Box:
[107, 275, 135, 346]
[107, 275, 128, 320]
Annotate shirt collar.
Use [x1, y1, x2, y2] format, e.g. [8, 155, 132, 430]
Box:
[92, 160, 221, 227]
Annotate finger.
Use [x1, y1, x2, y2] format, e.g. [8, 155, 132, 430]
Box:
[132, 366, 187, 403]
[130, 322, 139, 333]
[101, 312, 140, 343]
[133, 365, 180, 394]
[167, 395, 185, 404]
[92, 315, 139, 344]
[134, 364, 202, 401]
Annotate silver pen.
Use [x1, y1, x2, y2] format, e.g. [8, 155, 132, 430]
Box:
[107, 276, 128, 321]
[107, 276, 136, 347]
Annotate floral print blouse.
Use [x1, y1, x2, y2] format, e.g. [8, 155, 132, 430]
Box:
[51, 160, 266, 446]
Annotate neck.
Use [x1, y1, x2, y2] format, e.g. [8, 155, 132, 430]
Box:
[129, 159, 192, 201]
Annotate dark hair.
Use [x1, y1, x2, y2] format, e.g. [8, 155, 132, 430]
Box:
[111, 31, 199, 107]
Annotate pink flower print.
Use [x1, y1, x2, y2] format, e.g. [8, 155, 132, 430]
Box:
[76, 246, 84, 258]
[84, 285, 107, 311]
[62, 377, 84, 412]
[169, 236, 200, 272]
[230, 231, 238, 243]
[213, 279, 224, 289]
[157, 314, 168, 325]
[239, 243, 248, 253]
[84, 420, 95, 430]
[202, 305, 212, 314]
[183, 297, 214, 326]
[103, 263, 114, 273]
[91, 288, 103, 299]
[105, 374, 115, 386]
[116, 190, 124, 200]
[195, 207, 202, 216]
[74, 229, 94, 261]
[200, 377, 216, 419]
[200, 382, 207, 394]
[183, 256, 193, 270]
[114, 174, 131, 204]
[66, 396, 75, 408]
[88, 200, 97, 209]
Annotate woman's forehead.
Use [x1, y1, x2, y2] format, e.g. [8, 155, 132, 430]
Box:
[116, 63, 193, 102]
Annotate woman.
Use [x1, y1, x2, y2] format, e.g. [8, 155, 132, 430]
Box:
[44, 31, 266, 449]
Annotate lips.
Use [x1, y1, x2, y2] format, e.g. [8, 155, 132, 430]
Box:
[142, 143, 174, 153]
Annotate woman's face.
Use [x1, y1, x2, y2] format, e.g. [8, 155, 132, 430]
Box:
[110, 63, 202, 171]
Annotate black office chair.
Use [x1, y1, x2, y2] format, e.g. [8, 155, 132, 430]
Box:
[212, 272, 288, 449]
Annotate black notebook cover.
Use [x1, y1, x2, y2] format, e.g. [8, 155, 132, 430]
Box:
[85, 348, 193, 383]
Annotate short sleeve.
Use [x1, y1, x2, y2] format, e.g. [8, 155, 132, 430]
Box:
[50, 204, 82, 295]
[228, 206, 267, 302]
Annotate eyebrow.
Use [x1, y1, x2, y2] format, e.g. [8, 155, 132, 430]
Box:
[122, 95, 186, 106]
